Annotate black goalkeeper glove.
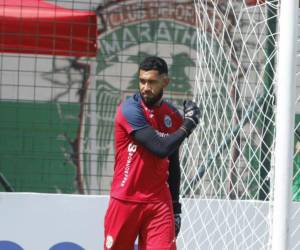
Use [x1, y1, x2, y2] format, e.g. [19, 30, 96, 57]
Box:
[181, 100, 201, 136]
[173, 201, 182, 238]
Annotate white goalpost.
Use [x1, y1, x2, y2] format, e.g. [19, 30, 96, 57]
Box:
[179, 1, 298, 249]
[272, 0, 297, 249]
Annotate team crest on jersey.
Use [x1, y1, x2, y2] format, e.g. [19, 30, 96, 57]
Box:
[164, 115, 172, 128]
[106, 235, 114, 249]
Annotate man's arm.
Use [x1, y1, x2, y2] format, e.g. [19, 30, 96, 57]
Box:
[168, 149, 182, 237]
[132, 126, 186, 158]
[168, 149, 181, 207]
[132, 100, 201, 158]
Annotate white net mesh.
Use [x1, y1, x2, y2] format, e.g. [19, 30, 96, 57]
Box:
[179, 1, 279, 249]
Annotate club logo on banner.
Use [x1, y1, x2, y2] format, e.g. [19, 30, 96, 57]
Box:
[82, 0, 198, 192]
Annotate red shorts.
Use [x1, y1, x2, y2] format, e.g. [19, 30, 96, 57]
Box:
[104, 197, 176, 250]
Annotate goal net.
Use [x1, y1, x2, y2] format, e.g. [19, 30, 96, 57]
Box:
[179, 1, 281, 249]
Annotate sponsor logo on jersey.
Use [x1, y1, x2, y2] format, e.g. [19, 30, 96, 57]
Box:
[121, 143, 137, 187]
[156, 131, 169, 137]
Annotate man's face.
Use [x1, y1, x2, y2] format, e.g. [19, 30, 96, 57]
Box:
[139, 69, 169, 107]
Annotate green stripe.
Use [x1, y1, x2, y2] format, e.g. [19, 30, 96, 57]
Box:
[0, 101, 79, 193]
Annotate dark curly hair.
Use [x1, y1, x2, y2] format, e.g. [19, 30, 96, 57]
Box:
[139, 56, 168, 75]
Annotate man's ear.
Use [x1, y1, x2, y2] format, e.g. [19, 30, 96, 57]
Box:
[163, 75, 170, 87]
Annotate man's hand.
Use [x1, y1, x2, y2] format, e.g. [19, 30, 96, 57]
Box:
[174, 213, 181, 237]
[181, 100, 201, 136]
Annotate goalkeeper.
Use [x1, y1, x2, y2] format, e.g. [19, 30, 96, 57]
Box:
[104, 56, 200, 250]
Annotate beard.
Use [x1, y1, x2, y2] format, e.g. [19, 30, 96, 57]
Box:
[140, 90, 163, 108]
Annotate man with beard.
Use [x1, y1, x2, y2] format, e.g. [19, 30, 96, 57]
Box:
[104, 56, 200, 250]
